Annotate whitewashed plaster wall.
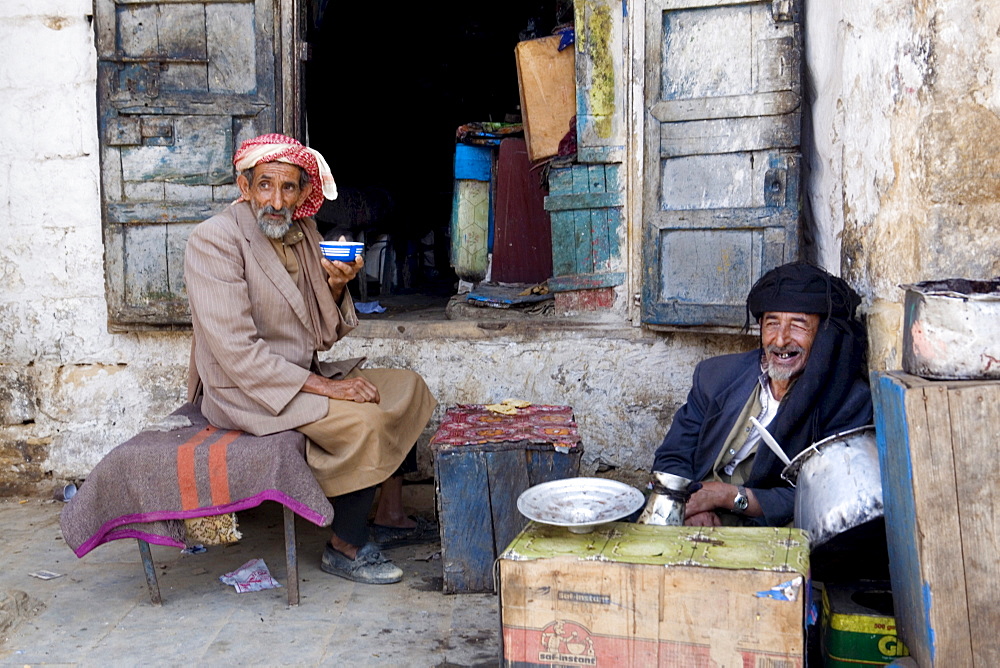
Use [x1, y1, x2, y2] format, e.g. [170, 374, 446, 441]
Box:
[327, 326, 754, 484]
[805, 0, 1000, 370]
[0, 1, 754, 496]
[0, 1, 191, 495]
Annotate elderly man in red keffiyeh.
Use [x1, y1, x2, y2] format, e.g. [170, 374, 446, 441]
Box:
[233, 132, 338, 224]
[184, 134, 438, 585]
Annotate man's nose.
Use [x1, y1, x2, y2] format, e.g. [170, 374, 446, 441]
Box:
[270, 188, 284, 210]
[773, 324, 791, 346]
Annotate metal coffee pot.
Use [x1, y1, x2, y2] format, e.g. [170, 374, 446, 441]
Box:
[636, 471, 695, 526]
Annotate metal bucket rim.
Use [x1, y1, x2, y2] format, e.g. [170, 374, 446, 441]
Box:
[781, 424, 876, 485]
[651, 471, 692, 491]
[900, 277, 1000, 301]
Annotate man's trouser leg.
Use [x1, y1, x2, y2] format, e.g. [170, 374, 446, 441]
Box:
[331, 485, 377, 546]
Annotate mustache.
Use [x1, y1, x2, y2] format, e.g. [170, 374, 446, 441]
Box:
[260, 205, 292, 219]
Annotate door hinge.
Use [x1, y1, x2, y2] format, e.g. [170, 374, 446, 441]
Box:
[771, 0, 794, 22]
[633, 293, 641, 307]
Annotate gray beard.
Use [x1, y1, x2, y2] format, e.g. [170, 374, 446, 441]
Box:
[255, 205, 293, 239]
[767, 365, 798, 382]
[764, 344, 806, 382]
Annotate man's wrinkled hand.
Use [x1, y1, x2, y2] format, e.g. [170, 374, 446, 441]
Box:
[684, 480, 734, 516]
[325, 377, 379, 403]
[321, 256, 364, 299]
[684, 510, 722, 527]
[302, 374, 380, 403]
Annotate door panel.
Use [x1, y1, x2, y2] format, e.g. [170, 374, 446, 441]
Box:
[642, 0, 802, 327]
[659, 113, 800, 157]
[96, 0, 294, 329]
[660, 149, 789, 210]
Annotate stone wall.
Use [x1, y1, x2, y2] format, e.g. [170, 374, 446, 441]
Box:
[328, 324, 755, 482]
[806, 0, 1000, 370]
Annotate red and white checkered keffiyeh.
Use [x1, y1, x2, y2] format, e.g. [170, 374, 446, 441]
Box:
[233, 133, 338, 219]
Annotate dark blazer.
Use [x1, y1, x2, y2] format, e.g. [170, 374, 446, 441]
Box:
[652, 349, 873, 525]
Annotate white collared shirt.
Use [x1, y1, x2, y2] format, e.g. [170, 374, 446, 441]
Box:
[723, 370, 781, 476]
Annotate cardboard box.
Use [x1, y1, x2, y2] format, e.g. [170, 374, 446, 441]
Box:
[499, 522, 809, 667]
[821, 582, 910, 667]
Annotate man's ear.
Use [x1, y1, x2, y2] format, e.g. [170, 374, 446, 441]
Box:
[294, 180, 314, 208]
[236, 172, 251, 197]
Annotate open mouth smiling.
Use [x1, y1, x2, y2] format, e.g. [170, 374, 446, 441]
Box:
[768, 346, 805, 365]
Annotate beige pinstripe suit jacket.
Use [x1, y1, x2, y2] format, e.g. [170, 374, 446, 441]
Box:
[184, 201, 361, 436]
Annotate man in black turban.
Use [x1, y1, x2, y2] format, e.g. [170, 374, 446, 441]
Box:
[650, 262, 873, 526]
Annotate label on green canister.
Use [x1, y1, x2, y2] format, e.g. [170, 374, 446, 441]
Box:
[822, 584, 910, 666]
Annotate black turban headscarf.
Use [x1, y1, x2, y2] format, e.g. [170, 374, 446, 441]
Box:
[745, 263, 869, 497]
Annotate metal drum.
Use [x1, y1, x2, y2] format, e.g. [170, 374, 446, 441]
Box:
[781, 426, 882, 548]
[901, 278, 1000, 380]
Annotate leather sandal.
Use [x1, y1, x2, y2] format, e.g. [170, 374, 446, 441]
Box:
[369, 515, 439, 550]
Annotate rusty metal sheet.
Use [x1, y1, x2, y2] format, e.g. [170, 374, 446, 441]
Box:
[492, 138, 552, 284]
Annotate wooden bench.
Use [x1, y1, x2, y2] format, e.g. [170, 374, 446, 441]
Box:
[59, 402, 334, 607]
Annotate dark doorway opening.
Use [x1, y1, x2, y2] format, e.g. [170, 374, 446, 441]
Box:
[304, 1, 567, 313]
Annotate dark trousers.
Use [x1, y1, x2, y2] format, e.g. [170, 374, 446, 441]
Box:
[330, 445, 417, 546]
[331, 485, 377, 546]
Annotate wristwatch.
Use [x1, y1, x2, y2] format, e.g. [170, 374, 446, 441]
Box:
[732, 485, 749, 513]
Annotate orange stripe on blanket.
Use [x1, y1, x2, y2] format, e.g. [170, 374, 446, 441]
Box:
[208, 430, 241, 506]
[177, 426, 217, 510]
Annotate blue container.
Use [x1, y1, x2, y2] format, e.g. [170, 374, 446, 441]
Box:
[454, 144, 492, 181]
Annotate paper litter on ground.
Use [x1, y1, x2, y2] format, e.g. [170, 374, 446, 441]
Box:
[219, 558, 282, 593]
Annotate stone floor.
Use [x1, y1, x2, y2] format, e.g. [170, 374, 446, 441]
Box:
[0, 484, 498, 667]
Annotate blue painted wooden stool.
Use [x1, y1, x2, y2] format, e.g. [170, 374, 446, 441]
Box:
[430, 404, 583, 594]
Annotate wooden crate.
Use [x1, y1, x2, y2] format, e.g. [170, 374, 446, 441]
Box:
[430, 404, 583, 594]
[433, 442, 581, 594]
[544, 163, 625, 292]
[500, 524, 808, 666]
[871, 371, 1000, 667]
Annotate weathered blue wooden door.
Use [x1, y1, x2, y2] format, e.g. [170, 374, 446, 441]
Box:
[96, 0, 297, 329]
[641, 0, 802, 327]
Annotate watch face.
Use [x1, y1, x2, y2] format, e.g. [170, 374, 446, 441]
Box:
[734, 490, 749, 512]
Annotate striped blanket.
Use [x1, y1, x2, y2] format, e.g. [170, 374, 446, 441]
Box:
[60, 402, 334, 557]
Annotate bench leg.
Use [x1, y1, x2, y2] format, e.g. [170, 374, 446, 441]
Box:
[136, 539, 162, 605]
[283, 506, 299, 606]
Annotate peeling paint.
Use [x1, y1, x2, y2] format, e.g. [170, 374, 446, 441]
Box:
[59, 363, 128, 386]
[43, 16, 70, 31]
[809, 0, 1000, 366]
[582, 2, 616, 138]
